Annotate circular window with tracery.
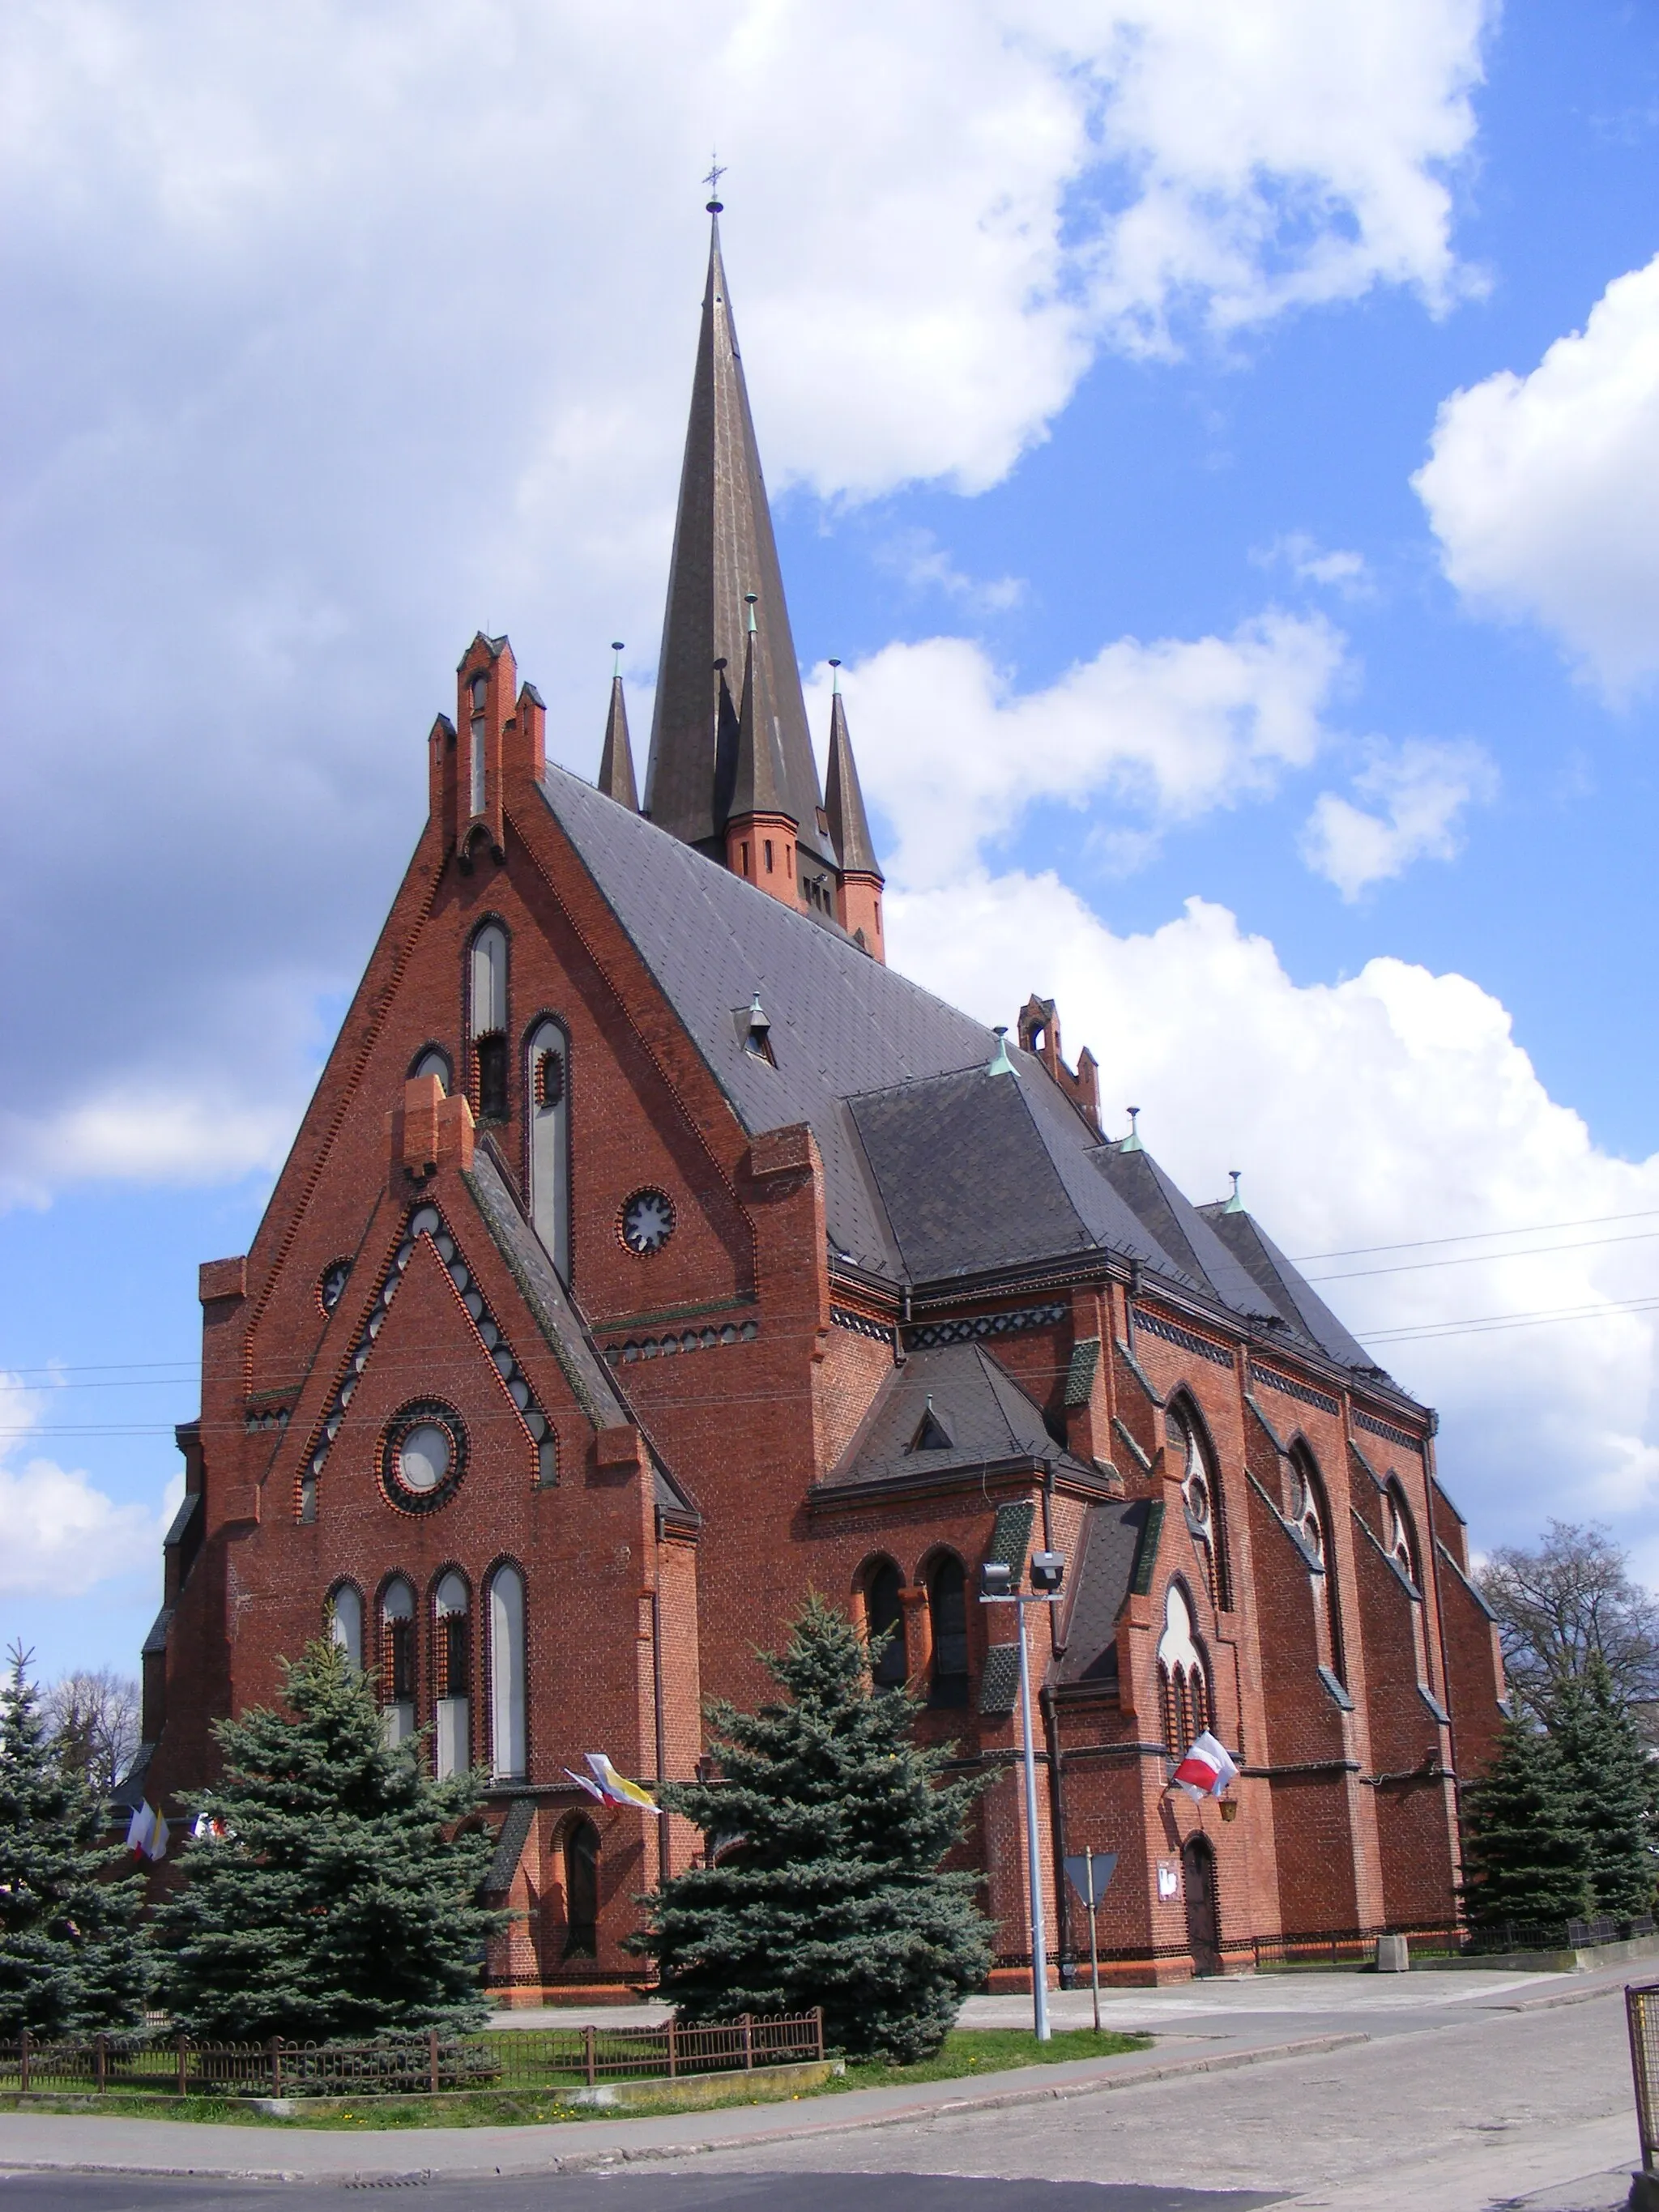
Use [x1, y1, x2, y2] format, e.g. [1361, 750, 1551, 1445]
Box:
[619, 1187, 676, 1256]
[380, 1401, 467, 1512]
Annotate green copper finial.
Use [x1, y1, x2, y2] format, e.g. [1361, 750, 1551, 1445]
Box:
[744, 591, 757, 636]
[1224, 1169, 1245, 1213]
[1120, 1106, 1144, 1153]
[987, 1025, 1015, 1077]
[611, 640, 625, 678]
[829, 656, 842, 696]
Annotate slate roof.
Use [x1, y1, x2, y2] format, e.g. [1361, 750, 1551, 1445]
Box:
[1055, 1498, 1156, 1690]
[825, 1341, 1095, 1488]
[537, 761, 1406, 1394]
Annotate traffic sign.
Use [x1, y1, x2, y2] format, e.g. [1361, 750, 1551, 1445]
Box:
[1064, 1850, 1117, 1906]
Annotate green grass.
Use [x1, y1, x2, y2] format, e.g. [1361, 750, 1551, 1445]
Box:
[0, 2027, 1150, 2130]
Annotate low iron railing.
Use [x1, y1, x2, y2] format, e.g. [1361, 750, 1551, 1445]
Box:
[0, 2010, 825, 2099]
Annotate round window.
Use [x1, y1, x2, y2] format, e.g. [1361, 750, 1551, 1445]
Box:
[620, 1188, 676, 1256]
[381, 1402, 466, 1512]
[318, 1259, 352, 1315]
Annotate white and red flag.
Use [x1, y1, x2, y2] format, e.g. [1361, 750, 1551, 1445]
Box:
[125, 1801, 170, 1860]
[1171, 1731, 1239, 1804]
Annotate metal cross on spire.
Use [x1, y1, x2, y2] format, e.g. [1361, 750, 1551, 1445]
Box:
[704, 155, 727, 212]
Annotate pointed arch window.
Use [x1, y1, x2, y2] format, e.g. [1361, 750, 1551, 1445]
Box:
[562, 1818, 599, 1959]
[434, 1571, 471, 1778]
[381, 1578, 416, 1748]
[470, 927, 508, 1121]
[860, 1558, 906, 1690]
[1385, 1480, 1431, 1692]
[469, 673, 488, 817]
[1157, 1582, 1210, 1754]
[527, 1019, 569, 1280]
[328, 1583, 364, 1671]
[1167, 1402, 1230, 1609]
[409, 1046, 450, 1093]
[488, 1563, 527, 1783]
[928, 1555, 969, 1708]
[1290, 1452, 1345, 1689]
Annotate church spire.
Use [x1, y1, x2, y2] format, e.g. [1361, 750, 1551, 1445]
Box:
[723, 595, 800, 906]
[644, 205, 830, 864]
[597, 642, 639, 811]
[823, 662, 885, 959]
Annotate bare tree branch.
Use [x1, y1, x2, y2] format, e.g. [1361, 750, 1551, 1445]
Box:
[1476, 1520, 1659, 1719]
[41, 1669, 142, 1796]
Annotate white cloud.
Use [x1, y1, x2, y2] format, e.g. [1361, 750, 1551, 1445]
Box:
[810, 612, 1347, 886]
[0, 0, 1491, 1200]
[1301, 737, 1497, 899]
[1414, 252, 1659, 694]
[874, 529, 1026, 615]
[885, 874, 1659, 1556]
[0, 1375, 177, 1599]
[1255, 532, 1375, 599]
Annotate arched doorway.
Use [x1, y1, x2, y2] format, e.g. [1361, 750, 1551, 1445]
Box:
[1182, 1835, 1221, 1976]
[561, 1818, 599, 1961]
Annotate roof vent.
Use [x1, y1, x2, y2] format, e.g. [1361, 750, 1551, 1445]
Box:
[1120, 1106, 1144, 1153]
[907, 1395, 953, 1453]
[739, 992, 776, 1066]
[987, 1026, 1015, 1077]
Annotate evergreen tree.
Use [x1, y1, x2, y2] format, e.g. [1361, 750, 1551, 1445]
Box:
[1460, 1712, 1591, 1930]
[1549, 1656, 1655, 1920]
[633, 1595, 992, 2063]
[0, 1645, 147, 2036]
[151, 1638, 502, 2042]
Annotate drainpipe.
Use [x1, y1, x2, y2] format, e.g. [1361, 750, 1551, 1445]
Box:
[651, 1505, 670, 1888]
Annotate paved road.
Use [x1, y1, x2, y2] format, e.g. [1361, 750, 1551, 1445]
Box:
[0, 1968, 1640, 2210]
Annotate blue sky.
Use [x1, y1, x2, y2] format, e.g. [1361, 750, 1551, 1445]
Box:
[3, 0, 1658, 1685]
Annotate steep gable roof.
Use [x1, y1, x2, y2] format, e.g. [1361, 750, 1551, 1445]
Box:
[826, 1340, 1094, 1488]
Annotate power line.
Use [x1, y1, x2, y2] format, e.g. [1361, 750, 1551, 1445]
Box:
[1365, 1291, 1659, 1346]
[1288, 1204, 1659, 1264]
[1305, 1227, 1659, 1285]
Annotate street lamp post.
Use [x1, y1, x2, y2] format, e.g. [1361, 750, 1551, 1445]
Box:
[981, 1549, 1065, 2042]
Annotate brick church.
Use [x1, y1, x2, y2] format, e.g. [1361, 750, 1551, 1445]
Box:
[132, 203, 1508, 1992]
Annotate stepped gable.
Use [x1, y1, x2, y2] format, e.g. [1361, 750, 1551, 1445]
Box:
[1201, 1200, 1378, 1375]
[1054, 1498, 1156, 1690]
[1094, 1140, 1281, 1324]
[644, 211, 830, 865]
[825, 1340, 1097, 1489]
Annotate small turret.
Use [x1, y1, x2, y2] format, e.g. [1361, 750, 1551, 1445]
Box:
[597, 642, 639, 811]
[824, 661, 885, 961]
[723, 595, 800, 906]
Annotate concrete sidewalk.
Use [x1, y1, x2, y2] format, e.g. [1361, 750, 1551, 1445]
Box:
[0, 2026, 1367, 2184]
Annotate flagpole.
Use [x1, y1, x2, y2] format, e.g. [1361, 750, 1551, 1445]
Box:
[1015, 1597, 1050, 2044]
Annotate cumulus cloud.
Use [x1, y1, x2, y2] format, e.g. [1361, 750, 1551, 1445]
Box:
[1414, 252, 1659, 694]
[810, 612, 1347, 886]
[0, 1375, 178, 1599]
[0, 0, 1491, 1202]
[1254, 532, 1375, 599]
[885, 875, 1659, 1558]
[1301, 737, 1498, 899]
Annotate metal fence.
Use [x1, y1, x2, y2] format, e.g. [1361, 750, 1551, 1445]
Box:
[0, 2010, 825, 2100]
[1466, 1914, 1653, 1956]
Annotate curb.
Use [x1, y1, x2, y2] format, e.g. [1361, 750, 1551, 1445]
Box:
[0, 2031, 1368, 2184]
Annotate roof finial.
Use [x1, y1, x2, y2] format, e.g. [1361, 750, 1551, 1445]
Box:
[611, 640, 625, 677]
[704, 155, 726, 214]
[1224, 1170, 1245, 1214]
[987, 1025, 1015, 1077]
[1121, 1106, 1144, 1153]
[744, 590, 758, 636]
[828, 656, 842, 696]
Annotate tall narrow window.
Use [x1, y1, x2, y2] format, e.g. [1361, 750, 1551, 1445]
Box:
[469, 673, 488, 817]
[329, 1583, 364, 1671]
[1291, 1455, 1345, 1688]
[1157, 1583, 1209, 1752]
[527, 1019, 569, 1279]
[434, 1571, 471, 1779]
[863, 1559, 906, 1689]
[488, 1563, 527, 1783]
[470, 927, 508, 1121]
[562, 1818, 599, 1959]
[928, 1556, 969, 1707]
[381, 1579, 416, 1748]
[1386, 1481, 1431, 1691]
[1168, 1402, 1230, 1609]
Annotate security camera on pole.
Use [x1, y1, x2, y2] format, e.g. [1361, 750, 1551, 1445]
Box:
[980, 1546, 1065, 2042]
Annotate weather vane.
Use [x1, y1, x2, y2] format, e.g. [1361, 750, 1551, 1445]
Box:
[704, 155, 727, 212]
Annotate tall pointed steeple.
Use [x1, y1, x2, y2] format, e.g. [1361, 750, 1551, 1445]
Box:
[596, 642, 638, 811]
[823, 661, 885, 959]
[644, 202, 830, 864]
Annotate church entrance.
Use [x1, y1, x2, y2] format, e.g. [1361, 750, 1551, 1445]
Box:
[1182, 1835, 1221, 1975]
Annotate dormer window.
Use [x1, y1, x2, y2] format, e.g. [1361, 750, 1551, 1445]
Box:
[907, 1396, 953, 1452]
[740, 993, 776, 1065]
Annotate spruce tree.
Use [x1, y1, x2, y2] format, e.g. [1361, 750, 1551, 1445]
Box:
[633, 1595, 992, 2063]
[1460, 1712, 1591, 1932]
[1549, 1656, 1655, 1920]
[0, 1645, 147, 2036]
[151, 1638, 501, 2041]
